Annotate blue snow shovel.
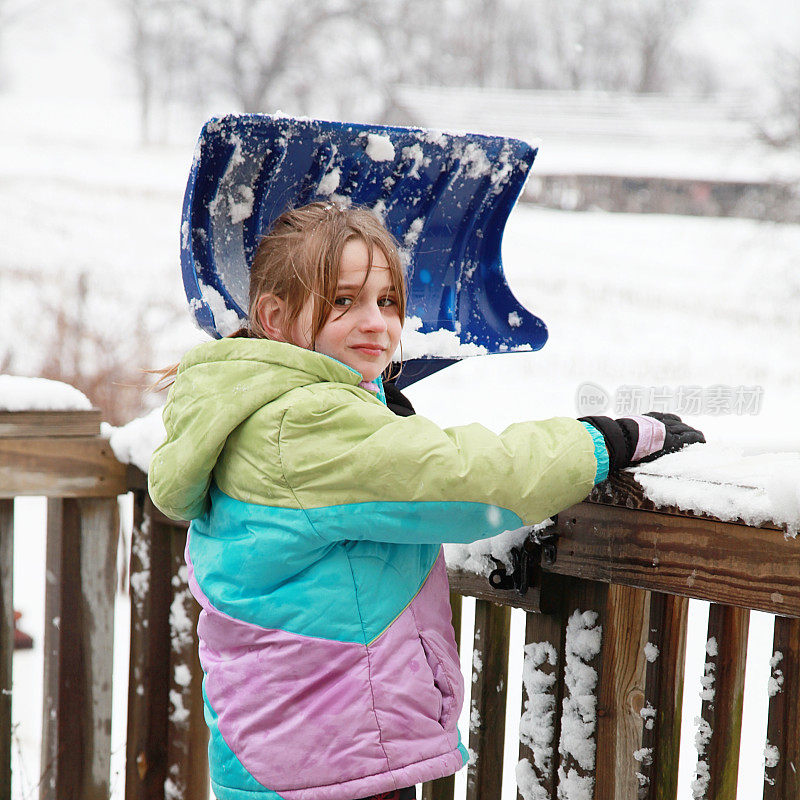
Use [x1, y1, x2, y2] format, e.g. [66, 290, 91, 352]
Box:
[181, 114, 546, 387]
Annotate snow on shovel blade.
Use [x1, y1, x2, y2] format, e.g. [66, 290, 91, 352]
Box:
[181, 113, 547, 374]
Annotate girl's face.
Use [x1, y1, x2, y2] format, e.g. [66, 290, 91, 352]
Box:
[292, 238, 402, 382]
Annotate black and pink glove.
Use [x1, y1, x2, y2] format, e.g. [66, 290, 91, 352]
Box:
[579, 412, 705, 471]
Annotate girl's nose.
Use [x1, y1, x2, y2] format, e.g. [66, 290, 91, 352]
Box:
[359, 302, 388, 332]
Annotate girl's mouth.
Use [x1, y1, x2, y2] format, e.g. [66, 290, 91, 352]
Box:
[351, 344, 385, 356]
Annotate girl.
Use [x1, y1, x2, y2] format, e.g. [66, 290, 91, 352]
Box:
[149, 201, 701, 800]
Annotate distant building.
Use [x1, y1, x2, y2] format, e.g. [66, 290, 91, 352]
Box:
[390, 86, 800, 221]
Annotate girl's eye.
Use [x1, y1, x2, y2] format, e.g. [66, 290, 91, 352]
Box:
[378, 296, 396, 308]
[334, 296, 353, 307]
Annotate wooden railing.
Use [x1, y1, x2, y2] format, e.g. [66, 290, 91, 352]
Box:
[1, 409, 127, 800]
[1, 409, 798, 800]
[447, 474, 800, 800]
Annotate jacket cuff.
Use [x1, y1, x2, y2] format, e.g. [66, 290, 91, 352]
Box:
[581, 421, 610, 484]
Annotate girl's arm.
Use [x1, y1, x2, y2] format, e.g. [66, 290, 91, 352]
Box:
[272, 386, 600, 545]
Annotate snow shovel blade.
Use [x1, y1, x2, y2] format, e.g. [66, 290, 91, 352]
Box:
[181, 114, 547, 383]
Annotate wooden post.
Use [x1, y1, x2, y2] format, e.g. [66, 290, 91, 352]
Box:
[40, 497, 118, 800]
[125, 492, 171, 800]
[641, 592, 689, 800]
[165, 519, 207, 799]
[763, 616, 800, 799]
[466, 599, 511, 800]
[593, 584, 650, 800]
[693, 604, 749, 800]
[126, 497, 208, 800]
[517, 602, 567, 800]
[553, 578, 607, 800]
[422, 590, 462, 800]
[0, 499, 13, 800]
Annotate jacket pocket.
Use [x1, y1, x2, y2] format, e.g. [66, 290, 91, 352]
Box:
[417, 630, 461, 731]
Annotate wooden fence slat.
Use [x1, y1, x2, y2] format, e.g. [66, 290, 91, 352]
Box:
[642, 592, 689, 800]
[763, 615, 800, 799]
[0, 499, 13, 800]
[125, 492, 172, 800]
[517, 601, 568, 800]
[693, 604, 749, 800]
[551, 578, 607, 800]
[422, 590, 462, 800]
[165, 519, 207, 800]
[466, 599, 511, 800]
[594, 583, 650, 800]
[40, 497, 118, 800]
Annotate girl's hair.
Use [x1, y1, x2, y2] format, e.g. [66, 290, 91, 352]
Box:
[248, 201, 406, 345]
[151, 202, 405, 389]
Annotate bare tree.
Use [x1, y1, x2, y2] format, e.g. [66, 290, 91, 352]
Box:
[164, 0, 385, 114]
[120, 0, 203, 143]
[758, 44, 800, 148]
[1, 268, 183, 424]
[120, 0, 396, 128]
[119, 0, 710, 136]
[623, 0, 696, 93]
[382, 0, 704, 95]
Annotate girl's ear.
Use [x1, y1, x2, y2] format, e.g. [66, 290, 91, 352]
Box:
[255, 294, 289, 341]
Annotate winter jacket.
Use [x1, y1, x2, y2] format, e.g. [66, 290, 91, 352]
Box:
[148, 337, 604, 800]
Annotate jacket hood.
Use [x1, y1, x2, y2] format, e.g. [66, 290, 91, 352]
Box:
[148, 338, 363, 520]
